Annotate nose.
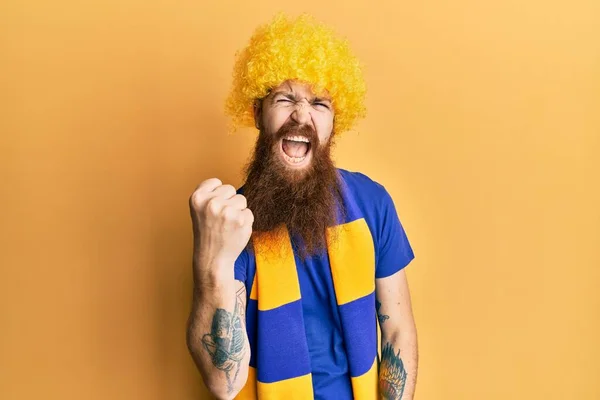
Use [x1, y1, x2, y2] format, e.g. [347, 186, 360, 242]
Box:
[290, 101, 312, 126]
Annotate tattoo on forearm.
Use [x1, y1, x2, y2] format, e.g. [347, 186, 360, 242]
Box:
[376, 299, 389, 324]
[202, 287, 247, 393]
[380, 342, 407, 399]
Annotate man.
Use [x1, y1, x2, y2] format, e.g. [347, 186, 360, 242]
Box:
[187, 14, 418, 400]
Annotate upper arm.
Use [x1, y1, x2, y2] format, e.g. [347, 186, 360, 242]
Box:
[373, 185, 416, 338]
[374, 185, 414, 279]
[376, 269, 416, 339]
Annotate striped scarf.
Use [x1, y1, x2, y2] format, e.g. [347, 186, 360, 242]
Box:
[236, 178, 379, 400]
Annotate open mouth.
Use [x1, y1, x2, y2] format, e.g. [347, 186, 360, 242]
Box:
[280, 135, 312, 166]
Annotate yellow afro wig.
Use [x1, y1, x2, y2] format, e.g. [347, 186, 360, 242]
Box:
[225, 13, 367, 134]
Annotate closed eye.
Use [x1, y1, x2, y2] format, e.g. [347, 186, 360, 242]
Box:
[314, 102, 330, 110]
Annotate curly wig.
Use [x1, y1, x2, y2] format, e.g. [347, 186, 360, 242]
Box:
[225, 13, 367, 134]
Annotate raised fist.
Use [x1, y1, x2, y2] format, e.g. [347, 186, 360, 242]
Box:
[189, 178, 254, 272]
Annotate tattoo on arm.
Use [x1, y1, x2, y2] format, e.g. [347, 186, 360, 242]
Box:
[201, 286, 247, 394]
[376, 299, 390, 325]
[380, 343, 407, 399]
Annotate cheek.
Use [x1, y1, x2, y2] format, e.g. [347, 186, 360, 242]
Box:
[264, 109, 290, 135]
[315, 114, 334, 143]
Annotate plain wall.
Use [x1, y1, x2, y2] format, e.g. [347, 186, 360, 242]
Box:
[1, 0, 599, 399]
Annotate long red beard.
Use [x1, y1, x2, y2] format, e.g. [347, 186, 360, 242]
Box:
[242, 121, 343, 258]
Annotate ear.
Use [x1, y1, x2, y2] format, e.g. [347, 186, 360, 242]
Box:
[253, 99, 262, 130]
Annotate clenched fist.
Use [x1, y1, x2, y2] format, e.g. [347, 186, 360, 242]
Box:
[189, 178, 254, 277]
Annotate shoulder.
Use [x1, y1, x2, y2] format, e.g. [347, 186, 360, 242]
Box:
[337, 168, 403, 238]
[337, 168, 392, 205]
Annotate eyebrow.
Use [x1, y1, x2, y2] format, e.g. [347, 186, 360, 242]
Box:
[271, 91, 296, 100]
[270, 91, 332, 103]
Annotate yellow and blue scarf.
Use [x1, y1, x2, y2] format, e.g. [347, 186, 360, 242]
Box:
[236, 177, 379, 399]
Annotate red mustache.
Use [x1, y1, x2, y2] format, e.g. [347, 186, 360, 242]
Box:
[275, 121, 318, 144]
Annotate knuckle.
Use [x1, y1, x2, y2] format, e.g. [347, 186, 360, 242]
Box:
[235, 194, 247, 208]
[221, 184, 237, 198]
[205, 197, 221, 215]
[190, 191, 204, 209]
[221, 205, 236, 220]
[198, 178, 221, 192]
[237, 215, 245, 227]
[244, 209, 254, 225]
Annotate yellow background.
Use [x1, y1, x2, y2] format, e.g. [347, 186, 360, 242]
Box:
[1, 0, 599, 399]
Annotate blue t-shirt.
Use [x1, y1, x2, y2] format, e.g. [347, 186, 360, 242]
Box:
[234, 169, 414, 399]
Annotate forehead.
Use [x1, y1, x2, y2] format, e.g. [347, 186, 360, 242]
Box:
[270, 80, 331, 100]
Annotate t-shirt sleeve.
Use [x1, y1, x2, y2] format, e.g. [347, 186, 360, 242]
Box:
[375, 187, 415, 279]
[234, 248, 248, 283]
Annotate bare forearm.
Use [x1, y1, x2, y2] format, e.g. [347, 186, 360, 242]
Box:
[379, 331, 418, 400]
[186, 269, 250, 399]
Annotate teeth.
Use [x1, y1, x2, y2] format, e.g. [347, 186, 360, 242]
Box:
[282, 153, 307, 164]
[285, 135, 309, 143]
